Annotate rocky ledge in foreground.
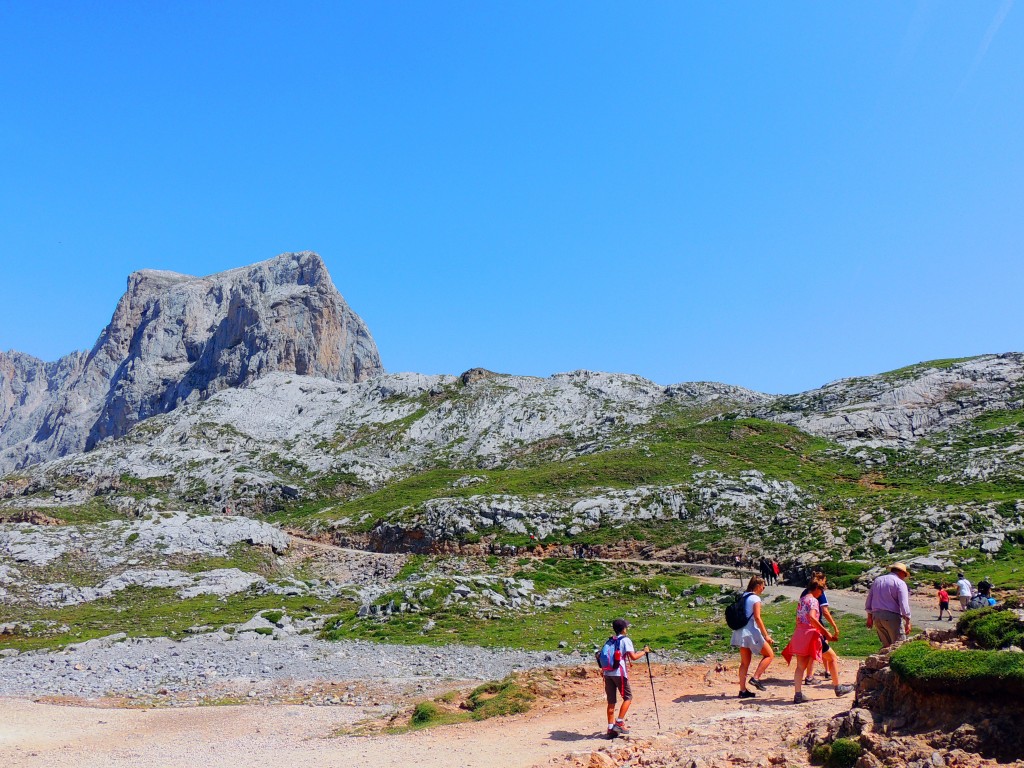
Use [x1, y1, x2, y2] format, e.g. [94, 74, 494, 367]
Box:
[802, 630, 1024, 768]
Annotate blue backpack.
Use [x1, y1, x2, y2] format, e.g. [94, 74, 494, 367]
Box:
[596, 636, 623, 671]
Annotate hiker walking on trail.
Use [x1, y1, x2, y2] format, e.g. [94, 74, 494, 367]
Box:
[771, 560, 780, 585]
[781, 575, 837, 703]
[799, 573, 853, 698]
[801, 569, 834, 683]
[956, 573, 973, 612]
[936, 582, 953, 621]
[599, 618, 650, 738]
[865, 562, 912, 647]
[730, 575, 774, 699]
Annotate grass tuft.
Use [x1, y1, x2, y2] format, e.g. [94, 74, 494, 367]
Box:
[890, 641, 1024, 695]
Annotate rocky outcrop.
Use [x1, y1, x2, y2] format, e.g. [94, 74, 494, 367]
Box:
[0, 510, 289, 569]
[757, 354, 1024, 447]
[0, 252, 381, 474]
[853, 639, 1024, 764]
[334, 470, 814, 554]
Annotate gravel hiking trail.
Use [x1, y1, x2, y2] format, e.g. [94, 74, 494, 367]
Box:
[1, 661, 858, 768]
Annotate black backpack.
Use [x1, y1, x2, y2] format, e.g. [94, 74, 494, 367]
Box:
[725, 592, 752, 630]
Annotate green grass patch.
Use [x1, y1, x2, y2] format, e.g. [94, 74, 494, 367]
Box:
[324, 561, 879, 660]
[890, 640, 1024, 695]
[394, 676, 536, 732]
[465, 677, 535, 719]
[25, 500, 126, 525]
[811, 738, 862, 768]
[408, 701, 464, 729]
[0, 586, 346, 653]
[815, 561, 871, 590]
[957, 607, 1024, 650]
[880, 357, 979, 382]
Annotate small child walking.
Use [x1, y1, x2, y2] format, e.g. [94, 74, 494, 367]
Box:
[936, 582, 952, 621]
[599, 618, 650, 737]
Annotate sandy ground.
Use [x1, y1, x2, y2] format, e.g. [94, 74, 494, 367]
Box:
[0, 660, 861, 768]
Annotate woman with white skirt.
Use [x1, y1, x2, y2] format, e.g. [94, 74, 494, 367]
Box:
[731, 575, 775, 698]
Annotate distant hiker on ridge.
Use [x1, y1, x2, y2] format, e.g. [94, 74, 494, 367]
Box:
[865, 562, 912, 647]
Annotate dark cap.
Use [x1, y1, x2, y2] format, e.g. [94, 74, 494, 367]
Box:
[612, 618, 630, 634]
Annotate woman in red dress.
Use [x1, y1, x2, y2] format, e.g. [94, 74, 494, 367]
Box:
[781, 574, 836, 703]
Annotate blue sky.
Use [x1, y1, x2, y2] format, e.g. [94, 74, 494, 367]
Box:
[1, 2, 1021, 394]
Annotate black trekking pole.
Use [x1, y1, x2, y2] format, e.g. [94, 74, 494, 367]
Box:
[645, 650, 661, 731]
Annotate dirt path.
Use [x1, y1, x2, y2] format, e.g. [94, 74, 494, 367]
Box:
[1, 662, 857, 768]
[283, 533, 953, 632]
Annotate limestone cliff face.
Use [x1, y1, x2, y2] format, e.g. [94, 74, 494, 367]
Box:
[0, 252, 382, 473]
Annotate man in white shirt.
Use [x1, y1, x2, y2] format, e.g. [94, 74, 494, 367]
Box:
[956, 573, 973, 611]
[602, 618, 650, 737]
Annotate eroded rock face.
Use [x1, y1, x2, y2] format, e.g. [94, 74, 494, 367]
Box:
[0, 252, 381, 473]
[855, 639, 1024, 763]
[757, 354, 1024, 447]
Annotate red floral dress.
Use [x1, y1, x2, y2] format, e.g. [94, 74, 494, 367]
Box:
[782, 593, 823, 664]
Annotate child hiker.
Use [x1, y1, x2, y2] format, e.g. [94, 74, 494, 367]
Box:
[936, 582, 953, 621]
[599, 618, 650, 737]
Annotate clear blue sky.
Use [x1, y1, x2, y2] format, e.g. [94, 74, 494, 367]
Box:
[1, 2, 1021, 394]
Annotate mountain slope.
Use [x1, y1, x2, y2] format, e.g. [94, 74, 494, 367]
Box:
[3, 354, 1023, 573]
[0, 252, 381, 474]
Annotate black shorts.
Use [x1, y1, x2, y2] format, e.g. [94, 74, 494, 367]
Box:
[604, 675, 632, 704]
[939, 601, 950, 610]
[821, 638, 831, 654]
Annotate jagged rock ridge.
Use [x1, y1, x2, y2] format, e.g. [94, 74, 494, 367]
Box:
[0, 252, 382, 474]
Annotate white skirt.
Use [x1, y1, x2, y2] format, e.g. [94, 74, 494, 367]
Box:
[731, 621, 765, 652]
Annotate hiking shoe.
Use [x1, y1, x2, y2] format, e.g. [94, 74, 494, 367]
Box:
[822, 670, 831, 680]
[835, 684, 854, 697]
[612, 722, 629, 734]
[738, 690, 756, 699]
[606, 729, 619, 739]
[793, 692, 810, 704]
[749, 678, 767, 691]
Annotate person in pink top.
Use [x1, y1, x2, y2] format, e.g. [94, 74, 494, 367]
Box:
[782, 575, 836, 704]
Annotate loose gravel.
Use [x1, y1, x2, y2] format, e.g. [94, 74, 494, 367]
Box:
[0, 630, 575, 701]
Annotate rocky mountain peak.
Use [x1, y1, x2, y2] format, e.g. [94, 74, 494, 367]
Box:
[0, 252, 382, 474]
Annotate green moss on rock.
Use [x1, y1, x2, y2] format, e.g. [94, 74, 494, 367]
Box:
[890, 641, 1024, 695]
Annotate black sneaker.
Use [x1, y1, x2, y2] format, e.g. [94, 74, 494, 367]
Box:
[738, 690, 756, 699]
[749, 678, 767, 691]
[835, 684, 854, 697]
[606, 729, 619, 739]
[794, 691, 810, 704]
